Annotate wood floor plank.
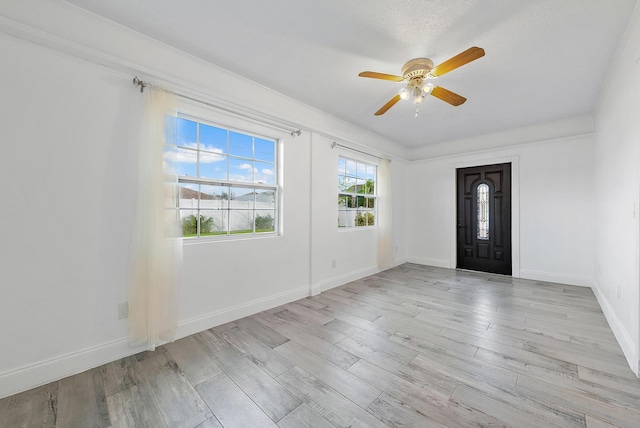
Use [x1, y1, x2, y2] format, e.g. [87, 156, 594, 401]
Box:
[389, 327, 480, 357]
[293, 297, 328, 311]
[516, 374, 640, 427]
[218, 326, 294, 377]
[338, 337, 458, 397]
[164, 335, 222, 386]
[333, 323, 420, 365]
[273, 309, 346, 343]
[193, 329, 232, 355]
[323, 318, 391, 342]
[136, 352, 212, 428]
[473, 345, 580, 380]
[56, 368, 110, 428]
[348, 359, 505, 427]
[274, 340, 382, 409]
[276, 366, 388, 428]
[236, 316, 290, 348]
[367, 392, 445, 428]
[450, 383, 563, 427]
[211, 347, 302, 422]
[438, 324, 525, 349]
[522, 340, 633, 378]
[276, 403, 334, 428]
[193, 417, 223, 428]
[489, 322, 622, 358]
[584, 415, 622, 428]
[412, 350, 519, 389]
[310, 294, 381, 322]
[195, 373, 277, 428]
[577, 366, 640, 398]
[106, 384, 167, 428]
[279, 301, 335, 325]
[0, 382, 58, 428]
[254, 311, 360, 370]
[99, 355, 140, 397]
[318, 307, 392, 338]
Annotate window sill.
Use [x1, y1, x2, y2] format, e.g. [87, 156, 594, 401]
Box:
[337, 226, 379, 233]
[182, 232, 281, 245]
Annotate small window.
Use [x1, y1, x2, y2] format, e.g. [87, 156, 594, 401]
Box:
[338, 156, 376, 228]
[477, 183, 489, 240]
[164, 116, 278, 238]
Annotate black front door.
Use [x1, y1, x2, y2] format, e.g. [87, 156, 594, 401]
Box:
[456, 163, 512, 275]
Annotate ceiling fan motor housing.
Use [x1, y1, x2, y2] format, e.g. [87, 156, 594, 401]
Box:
[401, 58, 434, 81]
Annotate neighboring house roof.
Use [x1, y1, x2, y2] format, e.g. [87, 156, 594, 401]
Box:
[179, 186, 215, 200]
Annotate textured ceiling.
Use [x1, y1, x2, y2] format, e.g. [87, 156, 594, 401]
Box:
[65, 0, 637, 148]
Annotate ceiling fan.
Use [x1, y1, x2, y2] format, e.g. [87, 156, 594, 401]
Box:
[358, 46, 485, 116]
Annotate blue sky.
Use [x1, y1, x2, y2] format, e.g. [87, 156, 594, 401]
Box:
[163, 117, 276, 184]
[338, 157, 376, 193]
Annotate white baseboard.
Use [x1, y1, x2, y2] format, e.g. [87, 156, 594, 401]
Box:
[519, 269, 594, 288]
[0, 284, 311, 399]
[591, 284, 639, 376]
[175, 285, 310, 339]
[405, 257, 451, 269]
[0, 337, 147, 399]
[311, 265, 381, 295]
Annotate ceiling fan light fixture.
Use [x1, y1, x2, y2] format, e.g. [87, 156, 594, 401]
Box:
[413, 88, 425, 104]
[421, 82, 434, 94]
[399, 87, 409, 100]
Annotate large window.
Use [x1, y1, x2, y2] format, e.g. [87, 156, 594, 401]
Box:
[338, 156, 377, 228]
[163, 115, 278, 238]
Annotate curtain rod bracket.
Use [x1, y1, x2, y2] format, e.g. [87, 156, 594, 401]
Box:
[133, 76, 147, 93]
[290, 129, 301, 137]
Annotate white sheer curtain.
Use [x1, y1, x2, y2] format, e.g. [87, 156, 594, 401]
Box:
[129, 87, 182, 350]
[377, 158, 394, 269]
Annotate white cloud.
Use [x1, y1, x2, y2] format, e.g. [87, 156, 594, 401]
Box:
[200, 151, 225, 164]
[261, 169, 274, 176]
[163, 150, 197, 164]
[163, 146, 225, 164]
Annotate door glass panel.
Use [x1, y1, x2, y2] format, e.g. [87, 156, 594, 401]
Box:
[477, 183, 489, 240]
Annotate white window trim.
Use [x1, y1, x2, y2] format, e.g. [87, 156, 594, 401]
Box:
[168, 106, 282, 242]
[337, 155, 378, 230]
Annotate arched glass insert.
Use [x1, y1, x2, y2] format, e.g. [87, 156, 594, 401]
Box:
[477, 183, 489, 240]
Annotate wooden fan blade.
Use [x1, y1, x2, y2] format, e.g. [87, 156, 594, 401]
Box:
[431, 86, 467, 106]
[375, 94, 402, 115]
[358, 71, 404, 82]
[429, 46, 485, 77]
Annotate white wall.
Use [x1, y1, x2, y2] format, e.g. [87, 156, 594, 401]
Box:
[309, 135, 407, 295]
[405, 131, 595, 288]
[0, 1, 406, 398]
[593, 7, 640, 375]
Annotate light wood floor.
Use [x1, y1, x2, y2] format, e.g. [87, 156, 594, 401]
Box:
[2, 263, 639, 427]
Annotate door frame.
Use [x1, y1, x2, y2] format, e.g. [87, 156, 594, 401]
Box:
[449, 155, 520, 277]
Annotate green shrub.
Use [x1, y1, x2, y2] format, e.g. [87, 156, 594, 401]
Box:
[355, 212, 374, 226]
[255, 214, 275, 231]
[181, 215, 214, 236]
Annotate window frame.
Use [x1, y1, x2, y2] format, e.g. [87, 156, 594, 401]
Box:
[337, 155, 378, 229]
[165, 111, 280, 240]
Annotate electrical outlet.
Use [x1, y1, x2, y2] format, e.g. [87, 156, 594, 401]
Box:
[118, 301, 129, 319]
[331, 259, 336, 269]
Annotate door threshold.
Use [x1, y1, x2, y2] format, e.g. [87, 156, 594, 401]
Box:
[455, 268, 512, 277]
